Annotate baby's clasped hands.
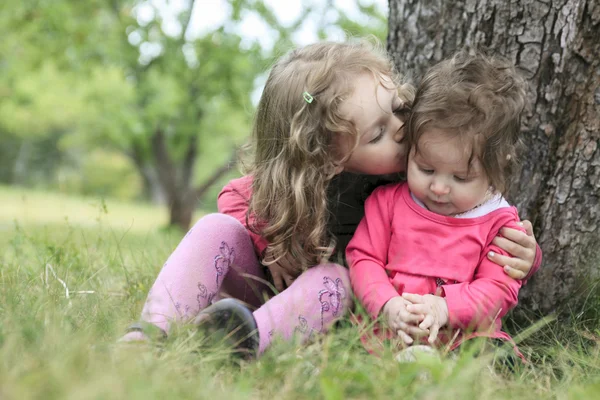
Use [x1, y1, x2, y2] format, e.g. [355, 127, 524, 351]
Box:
[382, 296, 429, 344]
[402, 293, 449, 344]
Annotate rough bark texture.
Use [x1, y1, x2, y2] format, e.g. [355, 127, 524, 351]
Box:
[388, 0, 600, 313]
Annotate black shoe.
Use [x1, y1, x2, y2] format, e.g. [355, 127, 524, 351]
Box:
[194, 298, 259, 358]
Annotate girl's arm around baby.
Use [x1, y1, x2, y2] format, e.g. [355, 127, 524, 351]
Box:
[441, 222, 525, 331]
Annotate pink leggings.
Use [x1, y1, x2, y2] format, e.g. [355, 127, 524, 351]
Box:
[124, 213, 352, 354]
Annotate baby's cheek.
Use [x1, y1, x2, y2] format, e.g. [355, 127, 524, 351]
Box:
[407, 172, 421, 194]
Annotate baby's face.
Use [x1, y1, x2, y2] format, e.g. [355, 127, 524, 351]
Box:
[336, 73, 407, 176]
[407, 128, 491, 216]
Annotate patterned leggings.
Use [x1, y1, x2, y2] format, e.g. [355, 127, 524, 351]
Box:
[123, 213, 352, 354]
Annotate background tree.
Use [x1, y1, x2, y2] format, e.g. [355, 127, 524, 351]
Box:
[387, 0, 600, 313]
[1, 0, 387, 231]
[1, 0, 273, 229]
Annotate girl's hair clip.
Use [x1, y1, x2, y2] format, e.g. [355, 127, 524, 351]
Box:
[302, 91, 314, 104]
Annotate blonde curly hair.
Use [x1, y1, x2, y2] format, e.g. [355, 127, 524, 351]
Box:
[244, 40, 412, 270]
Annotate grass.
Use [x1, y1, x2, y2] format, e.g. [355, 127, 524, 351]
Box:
[0, 184, 172, 234]
[1, 185, 599, 399]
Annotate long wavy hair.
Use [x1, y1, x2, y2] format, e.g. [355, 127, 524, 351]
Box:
[244, 40, 407, 269]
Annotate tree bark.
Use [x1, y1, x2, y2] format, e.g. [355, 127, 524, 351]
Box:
[168, 191, 196, 232]
[150, 127, 192, 231]
[388, 0, 600, 313]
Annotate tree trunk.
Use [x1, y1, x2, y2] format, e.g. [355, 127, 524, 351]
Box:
[168, 190, 196, 232]
[149, 127, 239, 231]
[388, 0, 600, 313]
[164, 155, 238, 231]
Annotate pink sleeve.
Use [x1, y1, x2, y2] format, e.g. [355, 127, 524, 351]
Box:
[347, 185, 401, 320]
[523, 243, 543, 283]
[217, 179, 269, 257]
[442, 222, 524, 331]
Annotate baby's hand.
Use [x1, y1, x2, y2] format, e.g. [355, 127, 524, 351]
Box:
[382, 296, 428, 344]
[402, 293, 449, 344]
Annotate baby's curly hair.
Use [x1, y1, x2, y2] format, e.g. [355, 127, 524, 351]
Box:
[245, 40, 413, 269]
[406, 49, 527, 194]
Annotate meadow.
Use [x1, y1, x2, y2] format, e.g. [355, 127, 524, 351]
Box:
[1, 185, 598, 399]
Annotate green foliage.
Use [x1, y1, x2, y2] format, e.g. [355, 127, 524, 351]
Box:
[0, 0, 388, 207]
[73, 66, 140, 151]
[58, 149, 143, 200]
[0, 63, 86, 138]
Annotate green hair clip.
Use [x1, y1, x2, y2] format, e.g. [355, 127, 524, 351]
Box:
[302, 91, 314, 104]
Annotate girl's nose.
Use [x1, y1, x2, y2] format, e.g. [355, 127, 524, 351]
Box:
[430, 179, 450, 196]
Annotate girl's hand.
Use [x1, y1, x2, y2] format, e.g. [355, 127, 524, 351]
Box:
[262, 249, 301, 292]
[402, 293, 449, 344]
[488, 220, 537, 280]
[382, 296, 428, 344]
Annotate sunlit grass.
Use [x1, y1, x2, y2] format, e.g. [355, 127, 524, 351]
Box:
[0, 186, 599, 399]
[0, 184, 170, 233]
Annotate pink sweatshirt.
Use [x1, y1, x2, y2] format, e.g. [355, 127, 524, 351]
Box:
[347, 183, 526, 344]
[217, 175, 270, 258]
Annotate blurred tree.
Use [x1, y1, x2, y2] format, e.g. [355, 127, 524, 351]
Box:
[1, 0, 263, 229]
[1, 0, 387, 230]
[81, 1, 266, 229]
[0, 1, 132, 186]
